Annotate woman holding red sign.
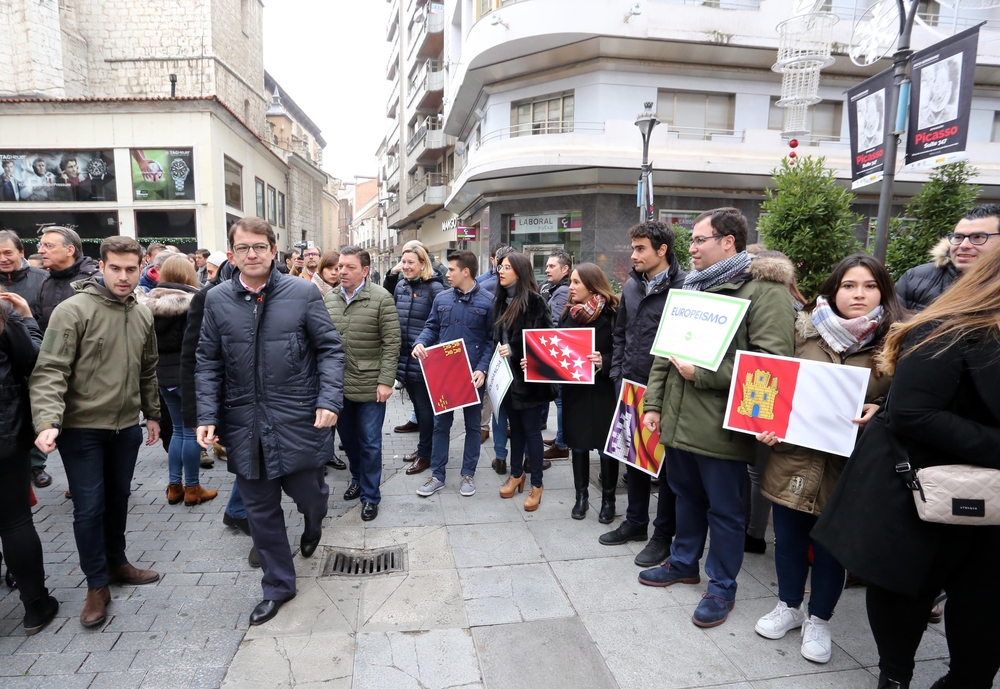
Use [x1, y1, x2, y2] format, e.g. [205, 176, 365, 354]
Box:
[495, 251, 556, 511]
[754, 254, 901, 664]
[557, 263, 619, 521]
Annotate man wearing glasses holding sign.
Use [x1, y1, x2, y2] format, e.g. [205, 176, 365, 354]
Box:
[896, 204, 1000, 312]
[196, 217, 345, 627]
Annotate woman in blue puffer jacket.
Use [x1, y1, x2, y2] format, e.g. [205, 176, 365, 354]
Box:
[394, 245, 444, 472]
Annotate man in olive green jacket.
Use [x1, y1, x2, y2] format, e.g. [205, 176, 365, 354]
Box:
[324, 245, 401, 522]
[31, 236, 162, 630]
[639, 208, 794, 629]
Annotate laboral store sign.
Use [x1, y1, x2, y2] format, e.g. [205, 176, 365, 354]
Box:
[510, 211, 582, 234]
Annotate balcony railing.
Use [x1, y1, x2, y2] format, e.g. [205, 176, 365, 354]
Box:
[410, 9, 444, 59]
[475, 121, 604, 149]
[386, 0, 399, 41]
[386, 37, 399, 80]
[386, 84, 400, 119]
[781, 133, 847, 147]
[665, 126, 743, 141]
[387, 198, 400, 217]
[407, 60, 444, 108]
[406, 172, 449, 202]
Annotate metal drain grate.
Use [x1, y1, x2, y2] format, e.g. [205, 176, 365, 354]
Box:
[321, 546, 406, 577]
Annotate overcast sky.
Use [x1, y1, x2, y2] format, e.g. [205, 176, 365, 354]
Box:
[263, 1, 387, 182]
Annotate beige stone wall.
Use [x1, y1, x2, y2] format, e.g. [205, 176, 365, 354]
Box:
[0, 0, 66, 97]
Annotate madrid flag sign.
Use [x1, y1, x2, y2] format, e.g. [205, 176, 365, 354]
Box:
[723, 351, 870, 457]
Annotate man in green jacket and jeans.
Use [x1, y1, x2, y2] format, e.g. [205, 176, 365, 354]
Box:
[31, 236, 162, 629]
[640, 208, 794, 628]
[325, 246, 401, 522]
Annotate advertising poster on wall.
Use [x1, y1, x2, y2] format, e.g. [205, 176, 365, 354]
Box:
[0, 150, 117, 202]
[131, 149, 195, 201]
[847, 67, 893, 189]
[509, 211, 582, 234]
[904, 24, 981, 172]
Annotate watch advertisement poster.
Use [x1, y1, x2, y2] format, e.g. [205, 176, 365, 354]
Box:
[131, 149, 195, 201]
[847, 67, 893, 189]
[0, 150, 117, 202]
[904, 24, 981, 172]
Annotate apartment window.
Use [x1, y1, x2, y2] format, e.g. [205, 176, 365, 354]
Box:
[267, 185, 277, 225]
[918, 0, 939, 27]
[255, 178, 265, 217]
[278, 192, 286, 227]
[768, 97, 843, 139]
[657, 90, 734, 139]
[479, 0, 492, 18]
[224, 156, 242, 210]
[510, 92, 574, 137]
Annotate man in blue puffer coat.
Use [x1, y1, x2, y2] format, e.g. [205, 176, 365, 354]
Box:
[195, 217, 344, 627]
[412, 250, 494, 497]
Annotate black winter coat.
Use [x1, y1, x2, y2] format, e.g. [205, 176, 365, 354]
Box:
[815, 324, 1000, 597]
[609, 261, 686, 385]
[895, 241, 958, 312]
[180, 264, 231, 429]
[195, 269, 345, 480]
[142, 282, 198, 389]
[559, 307, 617, 450]
[394, 274, 445, 382]
[0, 309, 41, 458]
[495, 290, 557, 410]
[36, 255, 99, 330]
[1, 259, 47, 320]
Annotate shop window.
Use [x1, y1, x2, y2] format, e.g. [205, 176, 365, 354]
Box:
[224, 156, 242, 210]
[135, 210, 198, 255]
[0, 211, 118, 260]
[510, 92, 574, 137]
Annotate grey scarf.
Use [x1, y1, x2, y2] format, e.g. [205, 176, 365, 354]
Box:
[683, 251, 752, 292]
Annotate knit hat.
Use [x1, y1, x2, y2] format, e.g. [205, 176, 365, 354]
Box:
[207, 251, 228, 267]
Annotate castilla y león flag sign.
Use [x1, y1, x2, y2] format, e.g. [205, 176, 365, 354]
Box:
[419, 339, 481, 416]
[723, 351, 871, 457]
[523, 329, 595, 384]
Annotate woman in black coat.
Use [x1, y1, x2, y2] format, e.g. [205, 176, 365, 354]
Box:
[826, 247, 1000, 689]
[394, 245, 444, 473]
[0, 289, 58, 634]
[143, 255, 218, 507]
[557, 263, 618, 521]
[496, 251, 556, 511]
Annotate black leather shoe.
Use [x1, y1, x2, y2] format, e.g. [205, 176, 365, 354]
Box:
[361, 502, 379, 522]
[31, 468, 52, 488]
[248, 546, 261, 568]
[343, 483, 361, 501]
[402, 451, 419, 462]
[249, 595, 295, 626]
[876, 674, 909, 689]
[634, 533, 672, 567]
[223, 513, 251, 536]
[492, 459, 507, 475]
[300, 532, 321, 558]
[599, 520, 648, 546]
[405, 458, 430, 475]
[327, 454, 346, 470]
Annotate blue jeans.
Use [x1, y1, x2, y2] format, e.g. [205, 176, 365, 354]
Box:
[665, 447, 747, 602]
[404, 381, 434, 459]
[57, 426, 143, 589]
[159, 387, 201, 487]
[490, 402, 508, 460]
[772, 503, 845, 620]
[226, 480, 247, 520]
[431, 402, 482, 482]
[506, 401, 545, 488]
[339, 399, 386, 505]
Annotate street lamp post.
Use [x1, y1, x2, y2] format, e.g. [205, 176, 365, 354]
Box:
[635, 101, 660, 222]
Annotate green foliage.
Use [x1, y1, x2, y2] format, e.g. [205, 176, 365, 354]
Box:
[671, 224, 692, 271]
[884, 161, 979, 280]
[757, 156, 863, 299]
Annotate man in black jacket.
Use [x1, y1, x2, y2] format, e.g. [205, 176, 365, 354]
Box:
[36, 227, 99, 331]
[196, 217, 345, 627]
[599, 221, 686, 568]
[896, 204, 1000, 312]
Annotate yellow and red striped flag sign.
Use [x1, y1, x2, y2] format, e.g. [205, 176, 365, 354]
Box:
[419, 338, 481, 416]
[603, 379, 664, 478]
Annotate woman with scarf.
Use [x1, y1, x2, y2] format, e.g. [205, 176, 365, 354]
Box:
[311, 250, 340, 298]
[497, 251, 556, 511]
[753, 254, 901, 664]
[557, 263, 619, 520]
[394, 245, 445, 475]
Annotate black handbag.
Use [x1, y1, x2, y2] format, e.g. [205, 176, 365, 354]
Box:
[811, 400, 937, 598]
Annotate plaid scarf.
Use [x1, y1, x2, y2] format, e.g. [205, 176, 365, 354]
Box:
[811, 296, 883, 354]
[569, 294, 605, 325]
[682, 251, 752, 292]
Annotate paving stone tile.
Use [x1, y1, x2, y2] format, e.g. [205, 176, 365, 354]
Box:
[364, 525, 455, 571]
[89, 670, 148, 689]
[79, 649, 139, 673]
[355, 628, 482, 689]
[473, 617, 616, 689]
[359, 569, 467, 632]
[21, 651, 87, 674]
[752, 668, 879, 688]
[525, 516, 634, 561]
[64, 631, 121, 652]
[0, 652, 38, 676]
[550, 555, 681, 614]
[447, 522, 545, 568]
[459, 563, 574, 626]
[439, 490, 525, 525]
[221, 632, 353, 689]
[243, 576, 358, 639]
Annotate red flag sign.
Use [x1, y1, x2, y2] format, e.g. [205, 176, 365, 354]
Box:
[523, 328, 595, 384]
[419, 339, 481, 416]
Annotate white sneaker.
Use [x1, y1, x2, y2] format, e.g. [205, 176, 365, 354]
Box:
[800, 615, 832, 663]
[460, 475, 476, 497]
[754, 601, 806, 639]
[416, 477, 445, 497]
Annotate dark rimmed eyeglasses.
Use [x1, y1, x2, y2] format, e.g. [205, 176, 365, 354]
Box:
[947, 232, 1000, 246]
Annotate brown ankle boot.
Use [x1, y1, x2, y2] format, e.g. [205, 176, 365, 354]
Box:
[109, 562, 159, 586]
[524, 484, 544, 512]
[499, 473, 526, 499]
[184, 485, 218, 506]
[81, 586, 110, 628]
[166, 483, 184, 505]
[213, 442, 227, 459]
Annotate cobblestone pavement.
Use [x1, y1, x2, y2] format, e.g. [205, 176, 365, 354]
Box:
[0, 393, 990, 688]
